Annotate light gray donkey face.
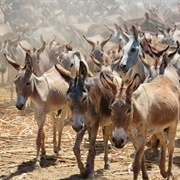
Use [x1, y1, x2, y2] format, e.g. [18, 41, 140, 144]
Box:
[119, 40, 143, 73]
[119, 25, 143, 73]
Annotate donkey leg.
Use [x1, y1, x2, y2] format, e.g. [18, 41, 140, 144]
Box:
[52, 113, 58, 154]
[156, 132, 167, 178]
[167, 124, 178, 179]
[10, 80, 14, 103]
[1, 73, 4, 84]
[141, 154, 149, 179]
[41, 129, 46, 158]
[85, 125, 99, 178]
[133, 131, 147, 180]
[36, 113, 46, 162]
[73, 127, 87, 177]
[57, 107, 67, 155]
[102, 124, 112, 170]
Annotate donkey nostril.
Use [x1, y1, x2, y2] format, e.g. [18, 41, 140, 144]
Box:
[122, 64, 126, 68]
[120, 63, 126, 69]
[120, 63, 128, 73]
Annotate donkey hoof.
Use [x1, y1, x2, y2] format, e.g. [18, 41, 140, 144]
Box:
[53, 146, 58, 154]
[41, 151, 46, 158]
[89, 173, 95, 179]
[41, 154, 46, 160]
[167, 172, 174, 180]
[104, 164, 110, 170]
[81, 167, 93, 179]
[34, 161, 41, 170]
[161, 171, 167, 178]
[81, 171, 88, 179]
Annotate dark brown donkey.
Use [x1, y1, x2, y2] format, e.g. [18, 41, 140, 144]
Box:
[66, 61, 121, 178]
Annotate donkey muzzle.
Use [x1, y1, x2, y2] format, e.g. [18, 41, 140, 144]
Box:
[16, 96, 26, 110]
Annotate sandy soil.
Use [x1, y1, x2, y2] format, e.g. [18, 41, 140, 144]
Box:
[0, 84, 180, 180]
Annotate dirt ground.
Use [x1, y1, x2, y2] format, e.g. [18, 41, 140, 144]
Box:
[0, 84, 180, 180]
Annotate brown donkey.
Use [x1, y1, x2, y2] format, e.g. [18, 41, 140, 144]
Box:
[100, 64, 180, 179]
[4, 53, 71, 167]
[66, 61, 121, 178]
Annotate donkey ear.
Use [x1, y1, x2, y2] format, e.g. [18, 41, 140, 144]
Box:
[19, 43, 31, 53]
[79, 61, 87, 82]
[168, 41, 179, 60]
[25, 53, 33, 71]
[37, 41, 46, 54]
[118, 25, 131, 43]
[101, 34, 112, 50]
[90, 54, 101, 66]
[100, 71, 118, 95]
[132, 25, 139, 41]
[126, 74, 141, 95]
[4, 54, 20, 71]
[159, 53, 169, 75]
[73, 51, 81, 60]
[83, 35, 95, 51]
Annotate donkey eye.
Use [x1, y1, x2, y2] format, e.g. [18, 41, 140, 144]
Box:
[82, 96, 86, 103]
[26, 82, 31, 86]
[82, 88, 86, 93]
[126, 108, 131, 114]
[70, 63, 74, 68]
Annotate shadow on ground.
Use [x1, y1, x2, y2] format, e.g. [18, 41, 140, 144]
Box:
[0, 155, 58, 180]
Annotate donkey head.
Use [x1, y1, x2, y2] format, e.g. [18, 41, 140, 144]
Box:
[100, 70, 141, 148]
[4, 53, 34, 110]
[119, 26, 143, 73]
[67, 61, 88, 133]
[19, 41, 46, 76]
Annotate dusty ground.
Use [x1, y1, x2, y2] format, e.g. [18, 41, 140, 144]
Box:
[0, 84, 180, 180]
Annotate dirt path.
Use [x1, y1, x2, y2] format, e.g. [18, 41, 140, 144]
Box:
[0, 85, 180, 180]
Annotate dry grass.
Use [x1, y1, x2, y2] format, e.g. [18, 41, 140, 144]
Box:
[0, 85, 180, 180]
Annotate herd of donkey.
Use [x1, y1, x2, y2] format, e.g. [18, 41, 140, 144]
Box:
[0, 1, 180, 179]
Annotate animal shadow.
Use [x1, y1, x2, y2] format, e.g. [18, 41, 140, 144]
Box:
[2, 155, 58, 180]
[84, 140, 112, 156]
[60, 169, 108, 180]
[60, 174, 84, 180]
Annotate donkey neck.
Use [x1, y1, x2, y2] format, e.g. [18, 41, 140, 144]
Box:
[133, 60, 147, 83]
[131, 85, 149, 127]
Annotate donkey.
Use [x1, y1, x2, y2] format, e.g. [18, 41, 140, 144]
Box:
[118, 25, 149, 83]
[118, 25, 175, 84]
[139, 40, 179, 83]
[58, 50, 93, 78]
[19, 41, 50, 77]
[66, 61, 121, 178]
[104, 23, 129, 46]
[4, 53, 72, 167]
[0, 41, 9, 84]
[83, 34, 112, 74]
[100, 63, 180, 179]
